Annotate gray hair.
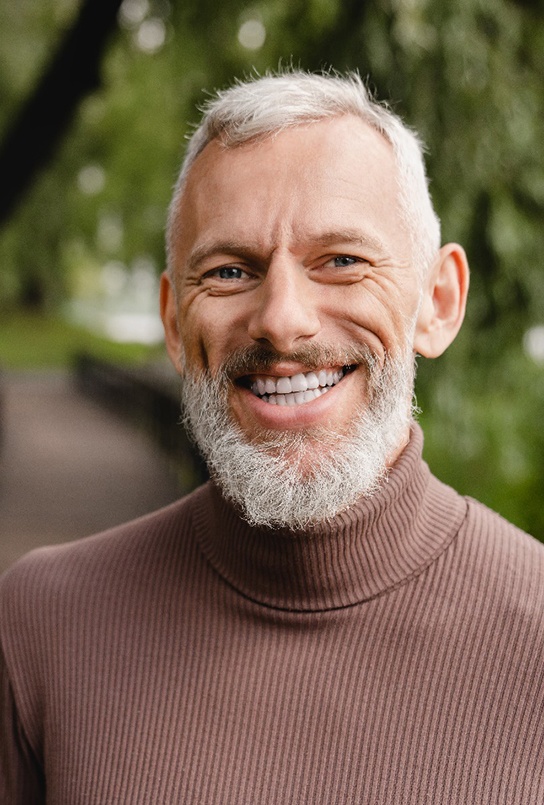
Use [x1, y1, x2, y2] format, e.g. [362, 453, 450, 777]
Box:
[166, 69, 441, 278]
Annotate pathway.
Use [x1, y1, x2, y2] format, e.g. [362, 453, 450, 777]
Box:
[0, 371, 184, 575]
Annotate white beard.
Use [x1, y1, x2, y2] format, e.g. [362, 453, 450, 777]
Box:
[180, 342, 417, 530]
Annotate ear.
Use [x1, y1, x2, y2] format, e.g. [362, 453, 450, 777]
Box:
[159, 271, 184, 375]
[413, 243, 469, 358]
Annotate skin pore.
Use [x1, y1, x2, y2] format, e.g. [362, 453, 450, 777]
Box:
[161, 115, 469, 525]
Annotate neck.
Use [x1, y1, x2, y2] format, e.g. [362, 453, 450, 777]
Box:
[190, 424, 466, 612]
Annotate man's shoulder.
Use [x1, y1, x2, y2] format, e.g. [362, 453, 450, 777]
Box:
[456, 494, 544, 612]
[463, 494, 544, 559]
[0, 483, 212, 620]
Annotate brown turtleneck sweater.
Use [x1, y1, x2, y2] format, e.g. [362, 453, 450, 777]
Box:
[1, 426, 543, 803]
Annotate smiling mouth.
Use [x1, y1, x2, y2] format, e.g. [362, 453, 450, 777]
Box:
[242, 365, 355, 406]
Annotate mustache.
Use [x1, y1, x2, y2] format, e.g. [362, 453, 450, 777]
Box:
[217, 342, 379, 380]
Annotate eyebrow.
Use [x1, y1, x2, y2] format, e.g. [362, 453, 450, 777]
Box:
[186, 228, 388, 272]
[187, 241, 262, 273]
[306, 229, 387, 255]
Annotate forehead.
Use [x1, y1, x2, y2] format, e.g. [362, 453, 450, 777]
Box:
[173, 115, 406, 259]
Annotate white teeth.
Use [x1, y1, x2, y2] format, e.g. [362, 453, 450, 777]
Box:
[252, 378, 268, 396]
[276, 376, 292, 394]
[290, 373, 308, 393]
[263, 386, 334, 406]
[251, 366, 348, 405]
[306, 372, 319, 390]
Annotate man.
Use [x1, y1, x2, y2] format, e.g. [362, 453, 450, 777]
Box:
[1, 71, 543, 803]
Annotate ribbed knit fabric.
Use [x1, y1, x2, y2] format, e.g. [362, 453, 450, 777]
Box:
[1, 425, 543, 803]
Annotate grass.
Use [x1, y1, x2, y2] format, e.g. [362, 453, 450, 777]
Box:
[0, 309, 163, 369]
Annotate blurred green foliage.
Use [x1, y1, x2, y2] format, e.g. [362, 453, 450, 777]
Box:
[0, 311, 159, 368]
[0, 0, 543, 539]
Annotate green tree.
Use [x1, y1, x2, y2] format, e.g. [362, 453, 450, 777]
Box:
[1, 0, 542, 538]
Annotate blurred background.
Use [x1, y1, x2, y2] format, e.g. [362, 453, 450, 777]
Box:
[1, 0, 543, 571]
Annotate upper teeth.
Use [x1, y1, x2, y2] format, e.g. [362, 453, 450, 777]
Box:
[251, 368, 345, 403]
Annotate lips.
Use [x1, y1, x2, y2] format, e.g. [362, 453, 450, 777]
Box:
[248, 367, 348, 406]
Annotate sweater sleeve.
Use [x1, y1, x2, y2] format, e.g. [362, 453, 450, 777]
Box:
[0, 642, 44, 804]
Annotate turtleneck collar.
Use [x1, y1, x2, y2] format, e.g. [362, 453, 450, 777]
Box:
[190, 424, 467, 612]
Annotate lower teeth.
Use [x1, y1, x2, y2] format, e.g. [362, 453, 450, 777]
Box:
[264, 386, 330, 406]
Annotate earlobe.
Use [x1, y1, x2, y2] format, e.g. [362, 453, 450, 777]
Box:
[159, 271, 184, 374]
[413, 243, 470, 359]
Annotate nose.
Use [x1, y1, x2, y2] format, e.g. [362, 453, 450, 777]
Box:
[247, 258, 320, 353]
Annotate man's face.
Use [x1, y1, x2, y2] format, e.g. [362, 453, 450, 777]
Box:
[168, 115, 422, 468]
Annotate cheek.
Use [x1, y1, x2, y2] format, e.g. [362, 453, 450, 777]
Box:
[179, 301, 249, 373]
[333, 290, 417, 357]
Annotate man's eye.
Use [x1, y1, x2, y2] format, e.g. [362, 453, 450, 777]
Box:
[213, 266, 246, 280]
[332, 255, 358, 268]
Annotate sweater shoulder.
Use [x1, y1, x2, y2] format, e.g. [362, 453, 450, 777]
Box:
[0, 483, 215, 771]
[463, 494, 544, 563]
[454, 495, 544, 619]
[0, 483, 211, 626]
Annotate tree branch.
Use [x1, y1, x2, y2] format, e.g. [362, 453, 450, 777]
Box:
[0, 0, 124, 227]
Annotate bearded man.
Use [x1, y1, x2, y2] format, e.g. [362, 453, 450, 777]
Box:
[1, 71, 543, 804]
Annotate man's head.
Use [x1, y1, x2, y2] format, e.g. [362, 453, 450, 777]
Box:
[161, 70, 469, 529]
[166, 70, 441, 279]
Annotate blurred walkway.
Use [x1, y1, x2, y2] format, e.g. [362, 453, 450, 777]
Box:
[0, 371, 184, 575]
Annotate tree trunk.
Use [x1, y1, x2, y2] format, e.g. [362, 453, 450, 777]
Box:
[0, 0, 124, 227]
